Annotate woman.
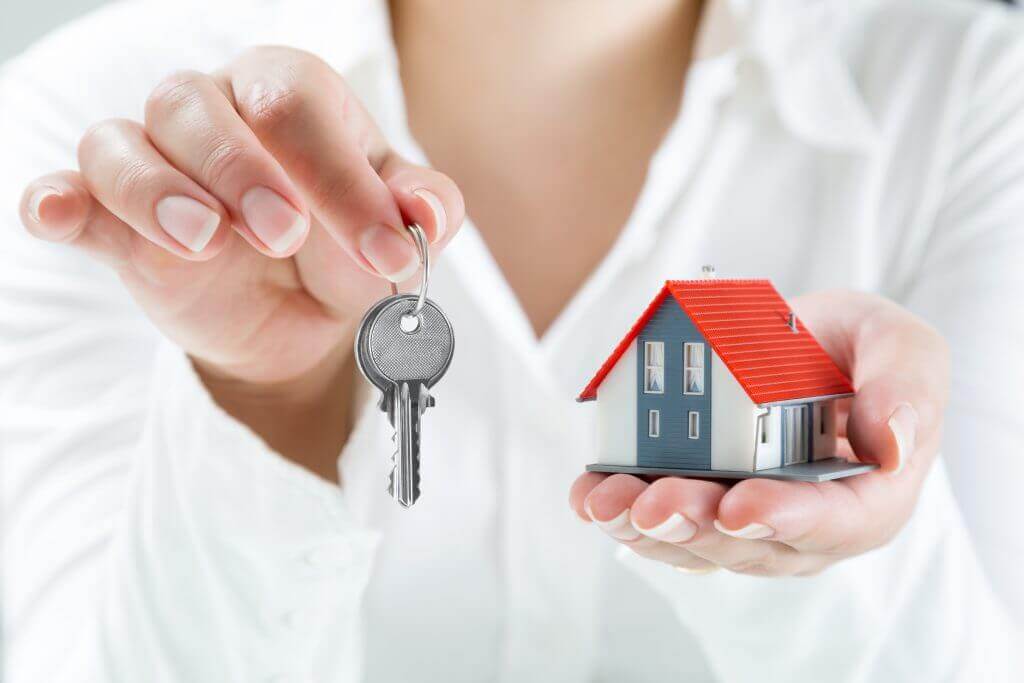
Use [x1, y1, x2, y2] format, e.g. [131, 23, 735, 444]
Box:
[2, 0, 1021, 680]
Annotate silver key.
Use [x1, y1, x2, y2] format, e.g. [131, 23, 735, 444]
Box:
[354, 293, 454, 507]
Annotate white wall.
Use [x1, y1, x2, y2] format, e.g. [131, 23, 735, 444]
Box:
[812, 401, 838, 461]
[711, 355, 757, 471]
[595, 344, 637, 466]
[756, 406, 783, 470]
[1, 1, 110, 62]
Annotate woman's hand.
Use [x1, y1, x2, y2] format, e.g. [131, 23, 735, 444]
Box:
[569, 291, 950, 576]
[19, 46, 463, 385]
[18, 47, 464, 477]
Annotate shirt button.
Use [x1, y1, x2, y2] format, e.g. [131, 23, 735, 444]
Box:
[735, 55, 763, 85]
[280, 607, 316, 631]
[302, 543, 354, 572]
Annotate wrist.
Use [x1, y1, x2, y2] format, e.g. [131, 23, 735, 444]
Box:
[192, 343, 357, 482]
[193, 346, 349, 409]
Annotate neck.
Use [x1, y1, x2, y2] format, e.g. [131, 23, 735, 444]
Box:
[390, 0, 705, 336]
[391, 1, 702, 119]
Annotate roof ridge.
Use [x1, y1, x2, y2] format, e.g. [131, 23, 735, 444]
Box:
[664, 278, 771, 285]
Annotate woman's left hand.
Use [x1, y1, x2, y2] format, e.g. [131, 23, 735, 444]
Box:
[569, 291, 950, 576]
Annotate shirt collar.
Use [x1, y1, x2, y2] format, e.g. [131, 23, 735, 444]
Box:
[698, 0, 880, 153]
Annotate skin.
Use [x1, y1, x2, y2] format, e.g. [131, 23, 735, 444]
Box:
[18, 0, 950, 575]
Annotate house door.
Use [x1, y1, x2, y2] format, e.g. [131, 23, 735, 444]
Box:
[782, 405, 810, 466]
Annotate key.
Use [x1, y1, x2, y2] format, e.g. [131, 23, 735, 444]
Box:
[354, 293, 455, 507]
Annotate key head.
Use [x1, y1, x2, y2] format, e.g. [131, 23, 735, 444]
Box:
[354, 294, 454, 391]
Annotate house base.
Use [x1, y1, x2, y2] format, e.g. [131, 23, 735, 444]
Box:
[586, 457, 877, 483]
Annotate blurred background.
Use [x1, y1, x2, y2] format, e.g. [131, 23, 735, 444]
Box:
[2, 0, 1018, 62]
[2, 1, 109, 61]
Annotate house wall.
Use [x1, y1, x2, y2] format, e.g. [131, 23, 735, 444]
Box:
[755, 406, 783, 470]
[709, 355, 779, 472]
[595, 344, 637, 466]
[635, 299, 712, 470]
[812, 400, 839, 460]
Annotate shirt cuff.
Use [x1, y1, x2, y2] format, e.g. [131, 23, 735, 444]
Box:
[95, 340, 383, 681]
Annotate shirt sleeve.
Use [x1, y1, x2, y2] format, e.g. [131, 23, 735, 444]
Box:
[899, 8, 1024, 626]
[614, 8, 1024, 682]
[0, 8, 380, 683]
[616, 463, 1019, 682]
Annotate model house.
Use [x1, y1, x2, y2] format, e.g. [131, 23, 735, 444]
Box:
[577, 277, 876, 481]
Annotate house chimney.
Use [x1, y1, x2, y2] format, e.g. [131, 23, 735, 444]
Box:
[701, 264, 716, 279]
[787, 312, 798, 333]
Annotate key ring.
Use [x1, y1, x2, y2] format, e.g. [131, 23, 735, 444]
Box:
[389, 223, 430, 333]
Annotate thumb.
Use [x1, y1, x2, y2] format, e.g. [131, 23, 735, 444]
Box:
[841, 300, 950, 475]
[379, 154, 465, 249]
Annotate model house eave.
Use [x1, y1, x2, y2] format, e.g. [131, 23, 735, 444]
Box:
[757, 392, 855, 408]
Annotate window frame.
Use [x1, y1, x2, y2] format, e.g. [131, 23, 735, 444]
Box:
[648, 409, 660, 438]
[683, 342, 705, 396]
[643, 341, 665, 394]
[688, 411, 700, 439]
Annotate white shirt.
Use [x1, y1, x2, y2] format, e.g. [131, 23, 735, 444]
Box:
[2, 0, 1023, 681]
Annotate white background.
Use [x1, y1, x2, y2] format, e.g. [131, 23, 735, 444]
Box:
[1, 1, 109, 62]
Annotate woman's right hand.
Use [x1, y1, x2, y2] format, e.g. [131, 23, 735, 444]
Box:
[18, 46, 464, 392]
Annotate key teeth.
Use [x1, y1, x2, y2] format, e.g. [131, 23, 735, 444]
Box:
[386, 444, 420, 507]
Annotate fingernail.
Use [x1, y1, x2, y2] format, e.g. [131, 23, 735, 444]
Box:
[633, 513, 698, 543]
[675, 565, 719, 575]
[28, 186, 62, 223]
[413, 188, 446, 243]
[713, 520, 774, 540]
[888, 403, 918, 475]
[155, 196, 221, 252]
[240, 187, 307, 254]
[585, 500, 641, 541]
[360, 224, 419, 282]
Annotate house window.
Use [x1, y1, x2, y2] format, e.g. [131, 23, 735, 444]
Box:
[820, 404, 828, 435]
[688, 411, 700, 439]
[759, 412, 770, 444]
[643, 341, 664, 394]
[683, 342, 705, 395]
[648, 410, 660, 438]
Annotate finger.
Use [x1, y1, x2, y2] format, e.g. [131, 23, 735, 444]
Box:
[144, 70, 310, 257]
[582, 474, 649, 541]
[568, 471, 608, 522]
[228, 54, 412, 278]
[77, 118, 231, 260]
[379, 155, 465, 248]
[20, 172, 94, 243]
[623, 537, 718, 573]
[793, 292, 950, 474]
[21, 170, 165, 271]
[629, 477, 811, 575]
[715, 472, 919, 556]
[223, 48, 422, 280]
[628, 477, 727, 544]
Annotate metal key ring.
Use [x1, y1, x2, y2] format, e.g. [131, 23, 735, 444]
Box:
[389, 223, 430, 332]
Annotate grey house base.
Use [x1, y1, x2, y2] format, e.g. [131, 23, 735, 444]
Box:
[586, 457, 878, 482]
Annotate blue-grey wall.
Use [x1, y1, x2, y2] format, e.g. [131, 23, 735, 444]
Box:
[636, 299, 712, 469]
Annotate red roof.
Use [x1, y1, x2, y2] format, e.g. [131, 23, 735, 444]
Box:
[576, 279, 854, 405]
